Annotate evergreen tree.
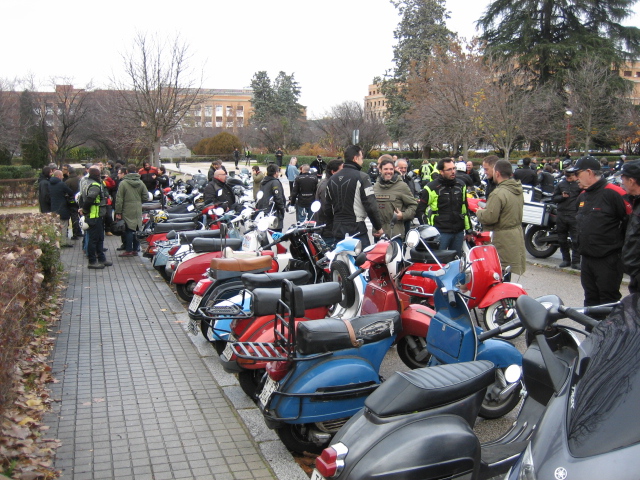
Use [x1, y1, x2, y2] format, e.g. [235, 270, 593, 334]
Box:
[381, 0, 455, 142]
[478, 0, 640, 84]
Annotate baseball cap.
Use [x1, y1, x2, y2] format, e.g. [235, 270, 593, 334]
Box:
[565, 156, 600, 173]
[621, 160, 640, 180]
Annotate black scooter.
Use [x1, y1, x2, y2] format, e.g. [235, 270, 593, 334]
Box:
[311, 293, 617, 480]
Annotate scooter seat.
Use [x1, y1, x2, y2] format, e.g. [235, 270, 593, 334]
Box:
[154, 222, 198, 233]
[409, 248, 458, 264]
[177, 229, 222, 244]
[241, 271, 310, 291]
[192, 238, 243, 253]
[166, 213, 198, 221]
[252, 282, 343, 317]
[296, 311, 401, 355]
[210, 255, 272, 273]
[142, 202, 162, 211]
[364, 360, 495, 417]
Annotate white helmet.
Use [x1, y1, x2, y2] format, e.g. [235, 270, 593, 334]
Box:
[456, 161, 466, 172]
[80, 216, 90, 231]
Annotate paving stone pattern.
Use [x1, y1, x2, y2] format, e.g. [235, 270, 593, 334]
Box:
[44, 235, 278, 480]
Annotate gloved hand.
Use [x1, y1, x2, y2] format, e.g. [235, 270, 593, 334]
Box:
[287, 205, 296, 214]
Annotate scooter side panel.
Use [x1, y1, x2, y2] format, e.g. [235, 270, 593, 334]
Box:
[399, 304, 433, 339]
[476, 338, 522, 368]
[427, 311, 476, 364]
[270, 339, 395, 423]
[361, 283, 397, 315]
[172, 252, 220, 284]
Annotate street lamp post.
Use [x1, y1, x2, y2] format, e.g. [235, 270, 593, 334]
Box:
[565, 110, 573, 155]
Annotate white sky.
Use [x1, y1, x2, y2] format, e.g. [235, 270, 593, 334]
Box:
[3, 0, 639, 118]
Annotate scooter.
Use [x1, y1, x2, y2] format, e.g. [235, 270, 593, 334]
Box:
[400, 225, 527, 339]
[231, 279, 401, 454]
[325, 236, 367, 319]
[312, 294, 617, 480]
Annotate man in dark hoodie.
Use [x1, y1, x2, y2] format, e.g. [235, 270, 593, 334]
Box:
[323, 145, 384, 248]
[476, 160, 527, 275]
[64, 165, 82, 239]
[38, 166, 52, 213]
[256, 164, 286, 232]
[79, 167, 113, 269]
[291, 164, 318, 222]
[115, 164, 149, 256]
[49, 170, 74, 247]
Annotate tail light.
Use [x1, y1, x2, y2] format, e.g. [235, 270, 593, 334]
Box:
[193, 279, 213, 296]
[148, 246, 157, 255]
[266, 361, 291, 381]
[316, 443, 348, 478]
[168, 245, 180, 256]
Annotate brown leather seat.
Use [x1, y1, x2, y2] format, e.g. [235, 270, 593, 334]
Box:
[210, 255, 273, 272]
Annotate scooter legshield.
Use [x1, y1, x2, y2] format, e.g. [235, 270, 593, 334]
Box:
[477, 283, 527, 309]
[476, 338, 522, 369]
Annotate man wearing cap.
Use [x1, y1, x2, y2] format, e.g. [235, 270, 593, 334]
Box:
[620, 160, 640, 293]
[567, 156, 631, 308]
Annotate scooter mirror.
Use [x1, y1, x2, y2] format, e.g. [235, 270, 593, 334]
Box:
[405, 230, 419, 248]
[515, 295, 549, 333]
[310, 201, 321, 213]
[147, 192, 153, 201]
[214, 207, 225, 216]
[504, 364, 522, 384]
[256, 191, 264, 201]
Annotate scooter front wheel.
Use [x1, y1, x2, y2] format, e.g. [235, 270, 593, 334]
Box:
[331, 260, 356, 309]
[483, 298, 525, 340]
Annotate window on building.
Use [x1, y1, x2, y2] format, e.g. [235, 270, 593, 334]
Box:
[635, 72, 640, 78]
[205, 121, 212, 127]
[237, 106, 244, 117]
[205, 106, 212, 116]
[215, 105, 222, 116]
[215, 116, 223, 128]
[238, 119, 244, 128]
[226, 106, 233, 117]
[624, 71, 632, 77]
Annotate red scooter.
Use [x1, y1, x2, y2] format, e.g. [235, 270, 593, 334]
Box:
[400, 225, 527, 339]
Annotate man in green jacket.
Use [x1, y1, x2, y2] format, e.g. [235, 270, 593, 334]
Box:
[115, 164, 149, 257]
[374, 157, 417, 240]
[476, 160, 526, 275]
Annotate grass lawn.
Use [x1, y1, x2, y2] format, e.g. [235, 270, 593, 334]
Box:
[0, 206, 39, 214]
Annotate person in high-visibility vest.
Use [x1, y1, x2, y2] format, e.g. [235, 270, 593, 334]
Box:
[80, 166, 112, 269]
[420, 159, 437, 186]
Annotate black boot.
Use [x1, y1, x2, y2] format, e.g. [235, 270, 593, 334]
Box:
[559, 247, 571, 268]
[571, 252, 581, 270]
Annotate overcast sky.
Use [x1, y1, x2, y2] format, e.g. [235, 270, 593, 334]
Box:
[4, 0, 639, 118]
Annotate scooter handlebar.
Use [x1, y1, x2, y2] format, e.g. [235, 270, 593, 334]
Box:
[347, 267, 366, 281]
[447, 290, 456, 307]
[477, 318, 522, 342]
[558, 305, 601, 329]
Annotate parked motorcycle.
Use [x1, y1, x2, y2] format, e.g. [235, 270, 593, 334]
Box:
[312, 294, 618, 480]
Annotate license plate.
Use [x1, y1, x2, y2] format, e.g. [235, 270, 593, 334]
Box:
[259, 376, 279, 409]
[188, 294, 203, 313]
[221, 342, 234, 362]
[311, 470, 326, 480]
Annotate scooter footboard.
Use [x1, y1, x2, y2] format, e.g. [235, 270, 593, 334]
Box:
[333, 413, 480, 480]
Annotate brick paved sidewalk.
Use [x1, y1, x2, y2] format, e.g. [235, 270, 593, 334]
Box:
[44, 234, 305, 480]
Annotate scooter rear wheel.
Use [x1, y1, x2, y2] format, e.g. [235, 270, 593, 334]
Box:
[397, 336, 431, 369]
[483, 298, 525, 340]
[524, 225, 558, 258]
[238, 369, 265, 400]
[154, 264, 172, 281]
[176, 281, 196, 302]
[276, 424, 326, 454]
[479, 374, 522, 419]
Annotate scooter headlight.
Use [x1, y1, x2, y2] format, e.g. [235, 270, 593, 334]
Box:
[385, 242, 395, 264]
[353, 240, 362, 256]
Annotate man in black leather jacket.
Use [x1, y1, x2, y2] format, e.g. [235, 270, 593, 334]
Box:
[203, 169, 236, 211]
[552, 170, 582, 269]
[620, 160, 640, 293]
[323, 145, 384, 248]
[256, 164, 286, 232]
[513, 157, 538, 186]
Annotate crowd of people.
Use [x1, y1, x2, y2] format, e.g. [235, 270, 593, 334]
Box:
[38, 148, 640, 310]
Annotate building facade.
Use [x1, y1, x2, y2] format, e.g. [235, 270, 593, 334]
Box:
[182, 88, 254, 132]
[364, 84, 387, 119]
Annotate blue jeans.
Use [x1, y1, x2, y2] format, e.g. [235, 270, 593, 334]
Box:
[439, 231, 464, 257]
[124, 227, 140, 252]
[296, 205, 312, 223]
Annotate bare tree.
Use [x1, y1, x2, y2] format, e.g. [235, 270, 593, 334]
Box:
[112, 33, 202, 166]
[404, 43, 484, 159]
[565, 58, 632, 154]
[0, 78, 20, 159]
[45, 80, 96, 166]
[315, 101, 388, 156]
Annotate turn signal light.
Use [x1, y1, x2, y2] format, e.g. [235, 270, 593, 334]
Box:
[193, 279, 213, 296]
[316, 443, 348, 478]
[168, 245, 180, 256]
[266, 361, 290, 382]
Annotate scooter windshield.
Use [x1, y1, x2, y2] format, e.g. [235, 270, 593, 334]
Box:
[567, 294, 640, 457]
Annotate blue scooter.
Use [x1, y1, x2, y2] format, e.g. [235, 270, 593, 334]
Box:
[406, 261, 523, 419]
[231, 279, 401, 454]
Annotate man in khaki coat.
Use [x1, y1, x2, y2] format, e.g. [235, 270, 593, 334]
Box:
[476, 160, 527, 275]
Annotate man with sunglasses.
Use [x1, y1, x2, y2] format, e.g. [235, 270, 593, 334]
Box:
[566, 156, 631, 309]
